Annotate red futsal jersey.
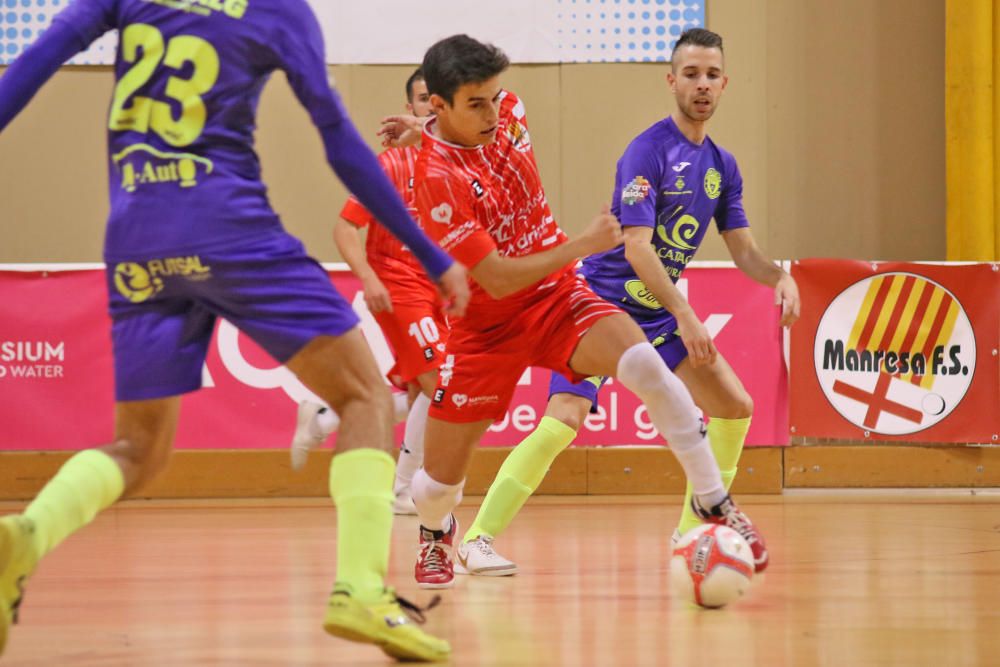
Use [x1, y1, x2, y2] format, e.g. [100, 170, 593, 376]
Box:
[413, 91, 573, 327]
[413, 92, 623, 422]
[340, 145, 433, 291]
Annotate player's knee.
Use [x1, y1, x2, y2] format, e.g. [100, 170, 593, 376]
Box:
[715, 391, 753, 420]
[104, 436, 173, 495]
[545, 395, 590, 433]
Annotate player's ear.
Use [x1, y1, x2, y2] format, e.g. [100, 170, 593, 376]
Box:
[666, 70, 677, 93]
[430, 93, 449, 115]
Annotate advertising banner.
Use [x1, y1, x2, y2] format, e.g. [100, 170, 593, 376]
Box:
[789, 260, 1000, 443]
[0, 264, 787, 450]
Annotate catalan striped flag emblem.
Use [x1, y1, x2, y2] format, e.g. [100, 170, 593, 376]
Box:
[831, 273, 964, 430]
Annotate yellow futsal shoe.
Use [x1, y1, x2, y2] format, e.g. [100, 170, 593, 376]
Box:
[323, 586, 451, 662]
[0, 515, 38, 657]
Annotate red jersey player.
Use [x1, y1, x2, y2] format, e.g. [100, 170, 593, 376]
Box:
[290, 69, 446, 515]
[382, 35, 768, 589]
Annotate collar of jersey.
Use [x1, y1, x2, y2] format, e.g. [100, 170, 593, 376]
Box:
[423, 117, 485, 151]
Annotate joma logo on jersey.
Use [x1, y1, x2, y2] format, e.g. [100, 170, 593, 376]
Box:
[114, 256, 213, 303]
[471, 179, 485, 197]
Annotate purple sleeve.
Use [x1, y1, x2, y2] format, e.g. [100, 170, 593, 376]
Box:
[272, 2, 453, 279]
[616, 137, 662, 229]
[715, 155, 750, 232]
[0, 0, 114, 133]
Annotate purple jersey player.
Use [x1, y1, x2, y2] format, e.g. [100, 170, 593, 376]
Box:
[456, 29, 800, 580]
[0, 0, 463, 661]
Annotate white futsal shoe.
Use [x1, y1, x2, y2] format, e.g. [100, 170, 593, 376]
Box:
[393, 489, 418, 516]
[289, 401, 329, 471]
[455, 536, 518, 576]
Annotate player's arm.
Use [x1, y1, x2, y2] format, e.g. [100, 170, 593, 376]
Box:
[469, 206, 621, 299]
[333, 218, 392, 314]
[622, 226, 717, 367]
[274, 4, 468, 315]
[0, 0, 114, 132]
[722, 228, 799, 327]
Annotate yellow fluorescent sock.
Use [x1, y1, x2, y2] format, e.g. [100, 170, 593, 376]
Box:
[463, 416, 577, 543]
[707, 417, 752, 471]
[676, 417, 752, 535]
[328, 448, 395, 604]
[23, 449, 125, 559]
[501, 416, 578, 490]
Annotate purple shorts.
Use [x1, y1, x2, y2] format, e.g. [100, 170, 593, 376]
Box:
[547, 317, 688, 411]
[105, 232, 359, 401]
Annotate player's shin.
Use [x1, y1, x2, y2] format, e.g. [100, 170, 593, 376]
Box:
[23, 449, 125, 559]
[677, 417, 751, 534]
[615, 342, 726, 506]
[464, 416, 577, 543]
[328, 448, 395, 603]
[396, 393, 431, 496]
[411, 469, 463, 532]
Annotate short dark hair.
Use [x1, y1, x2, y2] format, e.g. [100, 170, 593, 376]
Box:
[405, 67, 425, 103]
[421, 35, 510, 105]
[671, 28, 724, 66]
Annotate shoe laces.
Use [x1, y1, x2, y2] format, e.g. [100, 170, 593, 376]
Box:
[419, 540, 449, 573]
[472, 536, 498, 557]
[720, 504, 758, 545]
[393, 592, 442, 625]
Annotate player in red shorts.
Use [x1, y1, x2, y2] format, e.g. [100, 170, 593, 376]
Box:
[382, 35, 769, 589]
[290, 69, 446, 514]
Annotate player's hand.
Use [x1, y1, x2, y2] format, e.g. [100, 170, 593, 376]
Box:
[436, 262, 470, 317]
[775, 273, 800, 327]
[362, 274, 393, 314]
[378, 114, 424, 148]
[675, 310, 717, 368]
[576, 204, 623, 256]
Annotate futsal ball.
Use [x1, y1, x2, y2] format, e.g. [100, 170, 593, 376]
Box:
[670, 524, 755, 608]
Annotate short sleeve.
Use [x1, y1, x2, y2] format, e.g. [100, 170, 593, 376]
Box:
[339, 197, 371, 228]
[714, 155, 750, 232]
[615, 138, 662, 229]
[415, 172, 496, 269]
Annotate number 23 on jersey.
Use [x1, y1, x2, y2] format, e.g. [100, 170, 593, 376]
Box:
[108, 24, 219, 148]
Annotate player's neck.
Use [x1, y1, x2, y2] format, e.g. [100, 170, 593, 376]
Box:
[431, 117, 481, 149]
[671, 113, 708, 145]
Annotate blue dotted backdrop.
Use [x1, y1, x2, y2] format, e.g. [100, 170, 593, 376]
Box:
[0, 0, 705, 65]
[0, 0, 115, 64]
[556, 0, 704, 63]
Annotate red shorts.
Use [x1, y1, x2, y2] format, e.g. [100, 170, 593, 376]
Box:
[372, 275, 448, 388]
[429, 272, 623, 423]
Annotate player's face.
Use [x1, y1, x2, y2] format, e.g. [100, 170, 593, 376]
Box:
[667, 46, 728, 123]
[407, 79, 433, 118]
[431, 76, 503, 147]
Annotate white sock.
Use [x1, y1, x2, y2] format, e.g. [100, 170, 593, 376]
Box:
[314, 407, 340, 437]
[392, 392, 410, 424]
[395, 393, 430, 495]
[411, 468, 463, 532]
[615, 342, 725, 504]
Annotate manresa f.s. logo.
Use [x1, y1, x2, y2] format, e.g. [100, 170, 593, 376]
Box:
[814, 272, 976, 435]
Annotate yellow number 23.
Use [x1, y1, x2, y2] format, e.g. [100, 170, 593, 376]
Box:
[109, 24, 220, 148]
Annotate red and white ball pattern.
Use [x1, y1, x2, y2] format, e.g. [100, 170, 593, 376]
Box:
[670, 524, 755, 608]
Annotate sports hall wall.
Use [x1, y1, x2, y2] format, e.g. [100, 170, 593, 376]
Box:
[0, 0, 944, 264]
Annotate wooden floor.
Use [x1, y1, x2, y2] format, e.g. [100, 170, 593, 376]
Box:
[2, 492, 999, 666]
